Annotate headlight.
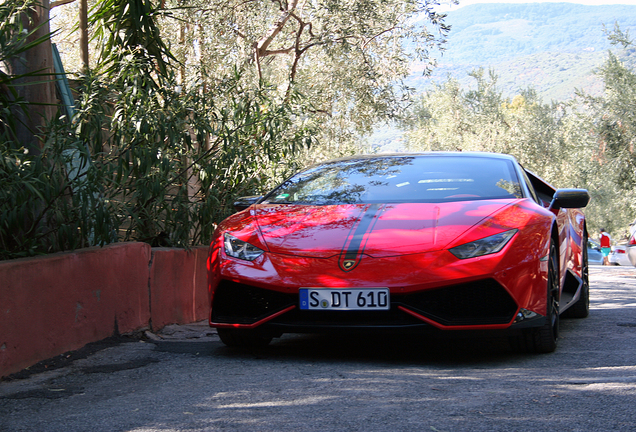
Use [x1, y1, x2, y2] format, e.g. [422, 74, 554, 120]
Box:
[223, 233, 264, 261]
[449, 229, 518, 259]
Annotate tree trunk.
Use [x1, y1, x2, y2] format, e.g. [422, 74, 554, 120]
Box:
[79, 0, 89, 70]
[8, 0, 57, 154]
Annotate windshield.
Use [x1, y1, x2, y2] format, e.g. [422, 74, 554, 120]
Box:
[264, 155, 523, 205]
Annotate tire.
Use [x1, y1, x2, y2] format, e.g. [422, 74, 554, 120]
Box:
[513, 240, 559, 354]
[563, 233, 590, 319]
[217, 328, 273, 348]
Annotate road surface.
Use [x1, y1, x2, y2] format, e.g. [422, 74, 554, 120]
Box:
[1, 266, 635, 432]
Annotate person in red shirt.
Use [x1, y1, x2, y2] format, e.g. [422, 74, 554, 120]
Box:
[600, 228, 612, 265]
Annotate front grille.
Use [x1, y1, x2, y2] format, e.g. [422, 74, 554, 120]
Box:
[270, 306, 423, 328]
[211, 281, 296, 324]
[399, 279, 518, 326]
[211, 278, 518, 329]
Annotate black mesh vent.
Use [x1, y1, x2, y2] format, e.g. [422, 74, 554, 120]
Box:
[211, 278, 518, 329]
[211, 281, 296, 324]
[270, 306, 423, 328]
[400, 279, 518, 326]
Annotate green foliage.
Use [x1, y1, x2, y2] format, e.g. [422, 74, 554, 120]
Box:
[0, 0, 51, 66]
[404, 49, 636, 240]
[0, 0, 114, 259]
[90, 0, 175, 76]
[73, 62, 316, 247]
[1, 0, 316, 259]
[405, 69, 558, 160]
[156, 0, 451, 144]
[0, 0, 52, 144]
[0, 139, 116, 259]
[575, 30, 636, 237]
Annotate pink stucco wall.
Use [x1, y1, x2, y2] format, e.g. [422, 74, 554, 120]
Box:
[0, 242, 209, 378]
[149, 246, 210, 330]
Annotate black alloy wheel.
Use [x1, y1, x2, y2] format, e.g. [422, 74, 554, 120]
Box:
[512, 240, 559, 353]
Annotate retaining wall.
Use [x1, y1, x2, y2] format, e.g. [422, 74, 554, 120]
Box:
[0, 242, 209, 378]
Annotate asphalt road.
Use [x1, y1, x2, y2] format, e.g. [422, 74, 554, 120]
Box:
[1, 265, 636, 432]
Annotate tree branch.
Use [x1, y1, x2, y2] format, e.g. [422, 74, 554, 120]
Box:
[256, 0, 298, 57]
[363, 26, 400, 50]
[261, 47, 295, 56]
[50, 0, 76, 9]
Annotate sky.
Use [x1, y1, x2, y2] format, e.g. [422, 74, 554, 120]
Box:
[440, 0, 636, 10]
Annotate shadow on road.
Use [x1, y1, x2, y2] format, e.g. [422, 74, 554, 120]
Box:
[153, 321, 590, 367]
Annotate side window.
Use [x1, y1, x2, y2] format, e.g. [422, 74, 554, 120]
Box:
[524, 170, 556, 207]
[520, 169, 540, 204]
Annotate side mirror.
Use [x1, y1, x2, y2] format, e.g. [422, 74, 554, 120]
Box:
[233, 196, 262, 212]
[549, 189, 590, 210]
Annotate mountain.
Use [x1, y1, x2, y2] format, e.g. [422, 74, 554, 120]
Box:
[407, 2, 636, 101]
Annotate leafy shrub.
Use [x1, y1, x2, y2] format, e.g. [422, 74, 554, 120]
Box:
[1, 0, 315, 260]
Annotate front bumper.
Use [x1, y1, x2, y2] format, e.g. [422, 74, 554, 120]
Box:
[208, 233, 549, 333]
[210, 277, 542, 332]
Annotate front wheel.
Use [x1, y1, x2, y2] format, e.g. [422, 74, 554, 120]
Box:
[513, 240, 559, 354]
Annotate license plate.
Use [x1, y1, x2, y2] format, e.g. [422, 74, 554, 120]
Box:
[299, 288, 390, 310]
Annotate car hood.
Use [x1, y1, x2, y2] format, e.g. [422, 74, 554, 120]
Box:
[252, 200, 523, 258]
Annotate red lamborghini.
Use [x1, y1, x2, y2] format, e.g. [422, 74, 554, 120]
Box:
[207, 152, 590, 353]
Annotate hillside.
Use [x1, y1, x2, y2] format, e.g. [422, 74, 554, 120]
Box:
[407, 2, 636, 101]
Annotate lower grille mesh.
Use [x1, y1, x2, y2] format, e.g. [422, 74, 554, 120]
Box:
[400, 279, 518, 326]
[211, 278, 518, 327]
[211, 281, 295, 324]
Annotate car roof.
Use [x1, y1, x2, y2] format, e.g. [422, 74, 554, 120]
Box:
[317, 152, 519, 165]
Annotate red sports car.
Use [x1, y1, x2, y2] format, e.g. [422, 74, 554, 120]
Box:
[207, 152, 590, 353]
